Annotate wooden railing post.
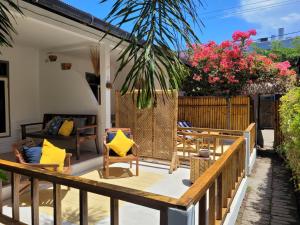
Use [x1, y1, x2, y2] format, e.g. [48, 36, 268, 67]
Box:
[110, 198, 119, 225]
[216, 175, 223, 220]
[31, 178, 39, 225]
[160, 208, 168, 225]
[12, 173, 20, 221]
[199, 193, 207, 225]
[243, 131, 251, 175]
[80, 190, 88, 225]
[53, 184, 62, 225]
[209, 182, 216, 225]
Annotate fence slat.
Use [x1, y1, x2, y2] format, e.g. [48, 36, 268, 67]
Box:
[178, 96, 250, 130]
[111, 198, 119, 225]
[53, 184, 62, 225]
[31, 178, 39, 225]
[12, 173, 20, 221]
[80, 190, 88, 225]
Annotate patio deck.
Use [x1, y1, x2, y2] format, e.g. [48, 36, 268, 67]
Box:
[1, 162, 190, 225]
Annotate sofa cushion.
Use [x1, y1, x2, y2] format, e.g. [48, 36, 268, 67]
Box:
[72, 117, 87, 134]
[46, 116, 64, 135]
[58, 120, 74, 137]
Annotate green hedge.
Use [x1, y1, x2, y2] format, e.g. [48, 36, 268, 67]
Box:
[279, 87, 300, 189]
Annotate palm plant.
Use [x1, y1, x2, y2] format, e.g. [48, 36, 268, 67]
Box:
[0, 0, 23, 50]
[100, 0, 203, 108]
[0, 0, 22, 181]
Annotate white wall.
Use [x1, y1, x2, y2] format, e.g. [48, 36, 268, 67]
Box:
[0, 45, 40, 153]
[39, 52, 98, 115]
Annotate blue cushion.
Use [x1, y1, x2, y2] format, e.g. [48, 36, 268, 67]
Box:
[23, 146, 42, 163]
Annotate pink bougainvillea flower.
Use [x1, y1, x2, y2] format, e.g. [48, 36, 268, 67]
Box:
[193, 74, 202, 81]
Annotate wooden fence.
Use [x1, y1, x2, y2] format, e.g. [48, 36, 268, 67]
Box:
[178, 96, 250, 130]
[0, 135, 247, 225]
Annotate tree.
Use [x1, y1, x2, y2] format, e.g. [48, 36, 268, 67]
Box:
[253, 38, 300, 74]
[182, 30, 296, 96]
[100, 0, 203, 108]
[0, 0, 23, 51]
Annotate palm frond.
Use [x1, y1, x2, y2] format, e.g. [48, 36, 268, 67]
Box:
[0, 0, 23, 51]
[100, 0, 203, 108]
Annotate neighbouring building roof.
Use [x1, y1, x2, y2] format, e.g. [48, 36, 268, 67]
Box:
[22, 0, 132, 42]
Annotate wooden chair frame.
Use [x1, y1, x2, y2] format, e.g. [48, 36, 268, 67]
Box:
[12, 138, 72, 194]
[103, 128, 139, 178]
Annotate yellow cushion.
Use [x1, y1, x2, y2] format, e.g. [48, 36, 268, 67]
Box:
[107, 130, 134, 157]
[58, 120, 74, 137]
[40, 139, 66, 172]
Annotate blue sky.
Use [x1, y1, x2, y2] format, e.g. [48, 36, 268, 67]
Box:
[63, 0, 300, 43]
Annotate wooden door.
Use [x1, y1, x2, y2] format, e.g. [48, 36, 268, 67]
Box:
[259, 95, 275, 129]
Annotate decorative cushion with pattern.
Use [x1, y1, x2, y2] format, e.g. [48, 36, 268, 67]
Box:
[46, 116, 63, 135]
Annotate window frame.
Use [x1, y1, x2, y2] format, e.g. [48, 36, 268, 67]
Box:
[0, 60, 10, 138]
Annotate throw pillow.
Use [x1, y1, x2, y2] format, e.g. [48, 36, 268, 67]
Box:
[40, 139, 66, 172]
[72, 117, 87, 135]
[47, 116, 63, 135]
[107, 130, 134, 157]
[58, 120, 74, 136]
[23, 146, 42, 163]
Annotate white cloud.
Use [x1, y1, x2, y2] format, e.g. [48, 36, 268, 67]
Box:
[238, 0, 300, 37]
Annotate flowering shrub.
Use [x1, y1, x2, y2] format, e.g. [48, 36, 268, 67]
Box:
[183, 30, 296, 96]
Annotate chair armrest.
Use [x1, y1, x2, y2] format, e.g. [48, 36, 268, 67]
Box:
[77, 125, 97, 131]
[25, 163, 59, 171]
[65, 153, 72, 168]
[21, 122, 43, 139]
[21, 122, 43, 128]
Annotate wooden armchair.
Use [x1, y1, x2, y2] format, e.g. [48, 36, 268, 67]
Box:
[103, 128, 139, 177]
[12, 138, 72, 193]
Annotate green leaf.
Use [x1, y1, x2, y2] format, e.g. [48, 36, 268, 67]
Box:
[100, 0, 202, 108]
[0, 0, 23, 53]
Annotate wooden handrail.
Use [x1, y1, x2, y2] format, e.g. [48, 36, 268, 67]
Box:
[177, 136, 245, 207]
[177, 131, 241, 140]
[245, 123, 255, 132]
[177, 126, 244, 135]
[0, 160, 183, 210]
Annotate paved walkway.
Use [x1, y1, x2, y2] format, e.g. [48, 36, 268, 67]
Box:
[236, 150, 300, 225]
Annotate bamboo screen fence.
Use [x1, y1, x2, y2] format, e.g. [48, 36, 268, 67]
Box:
[115, 91, 178, 160]
[178, 96, 250, 130]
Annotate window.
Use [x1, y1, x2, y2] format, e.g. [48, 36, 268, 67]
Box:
[0, 61, 10, 137]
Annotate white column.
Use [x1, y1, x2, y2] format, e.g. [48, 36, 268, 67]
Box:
[99, 41, 111, 142]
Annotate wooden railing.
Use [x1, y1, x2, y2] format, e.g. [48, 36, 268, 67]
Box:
[245, 123, 256, 151]
[177, 137, 245, 225]
[0, 127, 254, 225]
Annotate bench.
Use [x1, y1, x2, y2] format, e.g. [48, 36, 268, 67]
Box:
[21, 113, 100, 160]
